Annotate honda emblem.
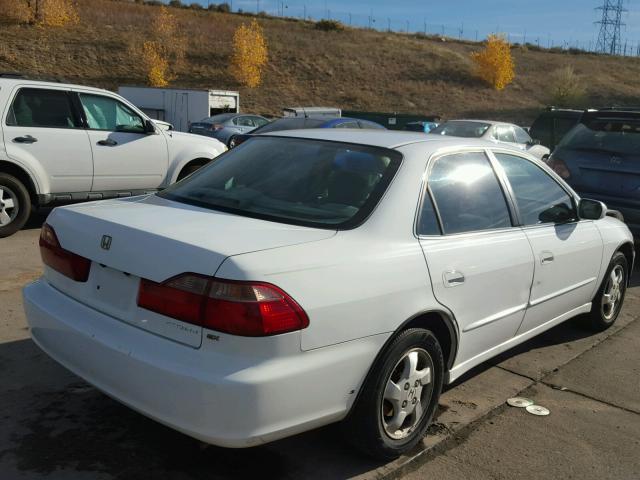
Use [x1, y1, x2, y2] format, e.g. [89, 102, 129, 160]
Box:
[101, 235, 112, 250]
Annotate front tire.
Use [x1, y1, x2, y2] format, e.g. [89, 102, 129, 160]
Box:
[588, 251, 628, 331]
[0, 173, 31, 238]
[344, 328, 444, 460]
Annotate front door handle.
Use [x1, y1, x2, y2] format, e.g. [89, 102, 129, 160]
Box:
[540, 251, 555, 264]
[97, 139, 117, 146]
[13, 135, 37, 144]
[443, 270, 465, 287]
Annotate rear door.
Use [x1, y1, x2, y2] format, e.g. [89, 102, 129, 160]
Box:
[3, 86, 93, 193]
[418, 150, 535, 368]
[490, 151, 603, 335]
[77, 91, 168, 192]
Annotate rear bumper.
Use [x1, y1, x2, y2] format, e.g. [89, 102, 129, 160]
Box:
[23, 279, 387, 447]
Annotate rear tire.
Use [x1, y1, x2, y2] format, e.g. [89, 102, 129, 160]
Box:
[343, 328, 444, 460]
[587, 251, 628, 331]
[0, 173, 31, 238]
[228, 135, 238, 148]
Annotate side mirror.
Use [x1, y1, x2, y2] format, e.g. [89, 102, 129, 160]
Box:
[578, 198, 607, 220]
[144, 119, 157, 134]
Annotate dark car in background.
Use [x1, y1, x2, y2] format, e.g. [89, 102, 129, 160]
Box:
[547, 108, 640, 236]
[188, 113, 270, 146]
[529, 107, 582, 151]
[228, 116, 385, 148]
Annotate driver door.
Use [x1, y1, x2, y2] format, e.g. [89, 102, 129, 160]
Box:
[77, 92, 167, 192]
[490, 151, 603, 335]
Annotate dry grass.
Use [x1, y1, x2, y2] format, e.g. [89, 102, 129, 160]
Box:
[1, 0, 640, 123]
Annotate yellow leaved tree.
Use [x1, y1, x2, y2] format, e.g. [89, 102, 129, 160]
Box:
[139, 6, 186, 87]
[471, 34, 515, 90]
[0, 0, 78, 26]
[230, 20, 268, 88]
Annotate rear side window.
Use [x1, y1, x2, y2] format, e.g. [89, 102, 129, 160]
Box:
[6, 88, 80, 128]
[159, 136, 402, 229]
[513, 126, 531, 144]
[79, 94, 144, 133]
[494, 153, 576, 225]
[428, 152, 512, 234]
[494, 125, 516, 143]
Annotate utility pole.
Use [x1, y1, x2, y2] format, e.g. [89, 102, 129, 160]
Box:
[256, 0, 259, 14]
[387, 18, 391, 32]
[406, 20, 409, 33]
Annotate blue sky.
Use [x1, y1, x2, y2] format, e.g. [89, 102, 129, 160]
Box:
[194, 0, 640, 51]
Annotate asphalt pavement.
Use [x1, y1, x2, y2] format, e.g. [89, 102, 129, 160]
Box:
[0, 213, 638, 480]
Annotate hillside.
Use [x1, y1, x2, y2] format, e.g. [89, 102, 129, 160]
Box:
[1, 0, 640, 124]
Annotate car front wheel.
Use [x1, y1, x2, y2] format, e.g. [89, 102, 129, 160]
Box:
[344, 328, 444, 460]
[0, 173, 31, 238]
[588, 251, 628, 331]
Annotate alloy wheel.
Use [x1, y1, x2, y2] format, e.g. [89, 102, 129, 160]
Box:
[381, 348, 434, 440]
[601, 264, 625, 321]
[0, 186, 18, 227]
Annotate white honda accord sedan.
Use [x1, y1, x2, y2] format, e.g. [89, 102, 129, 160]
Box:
[24, 130, 634, 459]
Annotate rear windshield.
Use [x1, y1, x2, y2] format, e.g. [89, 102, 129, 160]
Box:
[159, 136, 402, 229]
[559, 117, 640, 155]
[253, 118, 325, 133]
[431, 121, 491, 138]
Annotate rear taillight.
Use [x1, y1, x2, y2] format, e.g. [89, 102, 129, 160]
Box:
[546, 156, 571, 180]
[39, 224, 91, 282]
[137, 274, 309, 337]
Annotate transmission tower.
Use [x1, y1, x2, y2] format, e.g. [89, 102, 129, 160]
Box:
[595, 0, 627, 55]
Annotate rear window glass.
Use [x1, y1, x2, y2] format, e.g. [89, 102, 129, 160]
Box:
[559, 117, 640, 155]
[431, 121, 491, 138]
[159, 136, 402, 229]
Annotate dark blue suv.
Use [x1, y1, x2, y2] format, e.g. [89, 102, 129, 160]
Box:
[547, 109, 640, 237]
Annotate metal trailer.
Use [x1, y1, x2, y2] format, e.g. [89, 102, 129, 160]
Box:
[118, 86, 240, 132]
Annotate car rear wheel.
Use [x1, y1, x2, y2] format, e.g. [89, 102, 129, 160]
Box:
[228, 135, 238, 148]
[344, 328, 444, 460]
[588, 251, 628, 331]
[0, 173, 31, 238]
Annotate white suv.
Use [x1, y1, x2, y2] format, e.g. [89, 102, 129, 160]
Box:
[0, 76, 227, 237]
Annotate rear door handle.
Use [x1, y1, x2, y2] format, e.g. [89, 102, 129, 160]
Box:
[13, 135, 37, 144]
[97, 139, 117, 146]
[443, 270, 465, 287]
[540, 251, 555, 264]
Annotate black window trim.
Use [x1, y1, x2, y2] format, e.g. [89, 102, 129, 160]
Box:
[415, 148, 520, 238]
[5, 86, 85, 130]
[77, 92, 146, 133]
[486, 148, 580, 229]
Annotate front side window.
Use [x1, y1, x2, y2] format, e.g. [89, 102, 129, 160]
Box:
[6, 88, 80, 128]
[79, 94, 144, 133]
[251, 116, 269, 127]
[514, 126, 531, 144]
[159, 137, 402, 229]
[494, 153, 576, 225]
[494, 125, 516, 143]
[428, 152, 512, 234]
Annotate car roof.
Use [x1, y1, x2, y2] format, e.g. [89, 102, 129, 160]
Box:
[442, 119, 515, 127]
[262, 129, 503, 150]
[0, 77, 112, 95]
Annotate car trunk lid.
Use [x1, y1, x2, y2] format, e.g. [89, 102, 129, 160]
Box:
[44, 194, 335, 347]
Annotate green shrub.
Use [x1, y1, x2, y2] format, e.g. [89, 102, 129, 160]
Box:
[315, 19, 344, 32]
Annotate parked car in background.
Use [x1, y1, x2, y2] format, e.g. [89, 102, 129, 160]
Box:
[188, 113, 270, 146]
[24, 130, 633, 461]
[0, 76, 227, 237]
[546, 108, 640, 237]
[228, 116, 385, 148]
[430, 120, 551, 159]
[404, 121, 439, 133]
[529, 107, 582, 151]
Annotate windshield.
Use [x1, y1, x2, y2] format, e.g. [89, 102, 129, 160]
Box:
[159, 136, 402, 229]
[559, 117, 640, 156]
[431, 121, 491, 138]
